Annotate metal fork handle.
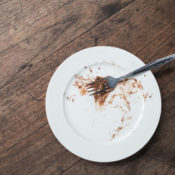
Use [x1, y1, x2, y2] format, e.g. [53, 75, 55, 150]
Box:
[120, 54, 175, 80]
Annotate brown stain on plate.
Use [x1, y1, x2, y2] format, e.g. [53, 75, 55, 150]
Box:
[143, 92, 149, 102]
[66, 96, 75, 103]
[111, 126, 123, 140]
[80, 88, 87, 95]
[116, 126, 123, 132]
[73, 74, 92, 96]
[127, 116, 132, 120]
[94, 91, 109, 107]
[121, 116, 124, 122]
[108, 94, 117, 104]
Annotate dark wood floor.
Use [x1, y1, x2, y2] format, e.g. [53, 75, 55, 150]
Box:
[0, 0, 175, 174]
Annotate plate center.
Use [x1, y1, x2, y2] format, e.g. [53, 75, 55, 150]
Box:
[63, 63, 145, 143]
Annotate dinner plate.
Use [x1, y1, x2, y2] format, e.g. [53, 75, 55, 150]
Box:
[46, 46, 161, 162]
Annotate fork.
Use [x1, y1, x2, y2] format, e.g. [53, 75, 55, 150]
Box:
[86, 54, 175, 95]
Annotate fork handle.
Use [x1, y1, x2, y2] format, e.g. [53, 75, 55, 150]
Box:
[120, 54, 175, 80]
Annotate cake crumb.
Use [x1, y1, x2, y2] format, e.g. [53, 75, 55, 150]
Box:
[137, 83, 143, 90]
[121, 116, 124, 122]
[116, 126, 123, 132]
[80, 88, 87, 95]
[108, 94, 117, 104]
[112, 133, 116, 139]
[143, 93, 149, 102]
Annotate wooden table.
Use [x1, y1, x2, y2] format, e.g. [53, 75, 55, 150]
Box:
[0, 0, 175, 174]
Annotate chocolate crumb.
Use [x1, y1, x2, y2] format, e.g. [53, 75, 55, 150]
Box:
[74, 74, 79, 79]
[114, 105, 127, 114]
[73, 75, 92, 96]
[92, 76, 110, 108]
[112, 133, 116, 139]
[137, 83, 143, 90]
[108, 94, 117, 104]
[121, 116, 124, 122]
[132, 83, 136, 88]
[80, 88, 87, 95]
[122, 95, 130, 111]
[143, 93, 149, 102]
[128, 91, 134, 95]
[116, 126, 123, 132]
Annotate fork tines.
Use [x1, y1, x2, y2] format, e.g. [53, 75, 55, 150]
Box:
[86, 77, 110, 96]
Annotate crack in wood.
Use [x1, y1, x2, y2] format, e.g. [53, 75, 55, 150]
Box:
[94, 37, 98, 46]
[24, 89, 43, 102]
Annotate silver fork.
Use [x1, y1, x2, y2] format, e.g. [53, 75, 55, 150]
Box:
[86, 54, 175, 95]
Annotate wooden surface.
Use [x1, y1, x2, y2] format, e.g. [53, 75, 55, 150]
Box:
[0, 0, 175, 174]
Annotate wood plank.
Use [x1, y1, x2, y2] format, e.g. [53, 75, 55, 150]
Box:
[0, 0, 21, 24]
[144, 92, 175, 167]
[63, 156, 175, 175]
[0, 139, 64, 174]
[30, 152, 80, 175]
[0, 0, 133, 88]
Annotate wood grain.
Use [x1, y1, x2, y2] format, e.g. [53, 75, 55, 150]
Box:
[64, 156, 175, 175]
[0, 0, 133, 89]
[0, 0, 175, 174]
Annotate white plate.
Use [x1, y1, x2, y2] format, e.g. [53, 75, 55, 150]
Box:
[46, 46, 161, 162]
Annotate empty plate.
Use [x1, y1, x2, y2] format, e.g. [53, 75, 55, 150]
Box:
[46, 46, 161, 162]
